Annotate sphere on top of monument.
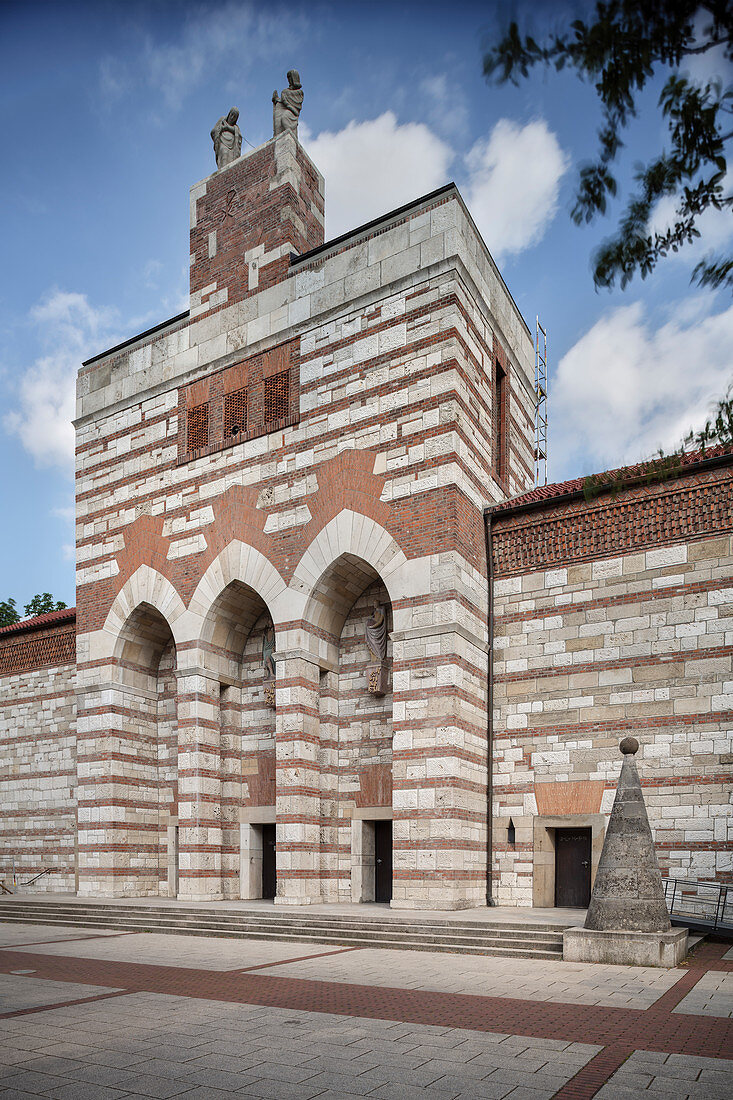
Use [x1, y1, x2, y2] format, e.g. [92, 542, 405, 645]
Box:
[272, 70, 303, 138]
[211, 107, 242, 170]
[619, 735, 639, 755]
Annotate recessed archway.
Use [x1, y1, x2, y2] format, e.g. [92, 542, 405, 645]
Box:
[302, 550, 395, 904]
[112, 601, 177, 897]
[197, 578, 278, 900]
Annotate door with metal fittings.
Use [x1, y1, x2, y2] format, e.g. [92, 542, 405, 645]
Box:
[555, 828, 591, 907]
[374, 820, 392, 903]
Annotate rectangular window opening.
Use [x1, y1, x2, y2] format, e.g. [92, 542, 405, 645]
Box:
[495, 360, 506, 482]
[224, 388, 248, 439]
[264, 369, 290, 426]
[186, 403, 209, 454]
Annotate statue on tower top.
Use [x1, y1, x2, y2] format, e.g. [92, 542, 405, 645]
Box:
[211, 107, 242, 170]
[272, 70, 303, 138]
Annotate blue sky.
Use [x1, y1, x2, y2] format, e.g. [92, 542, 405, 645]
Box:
[1, 0, 731, 611]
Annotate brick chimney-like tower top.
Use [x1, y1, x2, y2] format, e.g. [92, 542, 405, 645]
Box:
[189, 132, 325, 319]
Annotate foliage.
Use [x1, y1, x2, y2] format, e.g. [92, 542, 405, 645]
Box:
[0, 598, 20, 628]
[24, 593, 68, 618]
[483, 1, 733, 291]
[683, 380, 733, 453]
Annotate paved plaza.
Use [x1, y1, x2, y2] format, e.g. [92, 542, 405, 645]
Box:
[0, 921, 731, 1099]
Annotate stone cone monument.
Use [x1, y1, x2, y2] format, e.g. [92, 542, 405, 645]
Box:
[585, 736, 671, 933]
[563, 737, 687, 967]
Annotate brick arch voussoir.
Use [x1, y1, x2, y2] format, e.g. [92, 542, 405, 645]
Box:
[101, 564, 188, 661]
[191, 483, 278, 597]
[301, 448, 393, 553]
[114, 512, 172, 593]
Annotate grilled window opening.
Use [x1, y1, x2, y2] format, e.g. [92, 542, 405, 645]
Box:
[264, 369, 290, 426]
[224, 388, 248, 438]
[186, 403, 209, 453]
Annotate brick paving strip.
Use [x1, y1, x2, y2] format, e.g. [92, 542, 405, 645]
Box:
[232, 945, 364, 972]
[0, 930, 140, 950]
[0, 939, 730, 1099]
[0, 988, 131, 1020]
[553, 940, 733, 1100]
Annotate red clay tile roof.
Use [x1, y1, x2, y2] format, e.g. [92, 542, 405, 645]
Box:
[491, 445, 732, 514]
[0, 606, 76, 638]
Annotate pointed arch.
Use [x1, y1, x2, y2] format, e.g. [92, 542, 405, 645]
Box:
[188, 540, 290, 636]
[294, 510, 414, 637]
[100, 565, 188, 661]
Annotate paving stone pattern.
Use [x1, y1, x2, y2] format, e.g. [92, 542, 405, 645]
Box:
[12, 932, 684, 1008]
[0, 924, 731, 1100]
[0, 991, 598, 1100]
[262, 947, 683, 1009]
[596, 1049, 733, 1099]
[673, 969, 733, 1018]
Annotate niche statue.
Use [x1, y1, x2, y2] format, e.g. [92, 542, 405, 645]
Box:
[272, 70, 303, 138]
[365, 604, 389, 696]
[211, 107, 242, 170]
[262, 622, 276, 709]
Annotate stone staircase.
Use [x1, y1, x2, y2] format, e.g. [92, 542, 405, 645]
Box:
[0, 899, 565, 960]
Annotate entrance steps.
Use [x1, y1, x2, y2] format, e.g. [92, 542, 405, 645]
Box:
[0, 899, 565, 960]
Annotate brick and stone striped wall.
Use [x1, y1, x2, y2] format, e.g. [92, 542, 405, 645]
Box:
[0, 616, 77, 892]
[490, 459, 733, 905]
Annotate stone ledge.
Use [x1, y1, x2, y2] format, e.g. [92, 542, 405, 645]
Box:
[563, 925, 688, 968]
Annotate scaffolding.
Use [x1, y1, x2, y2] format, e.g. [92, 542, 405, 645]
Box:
[534, 317, 548, 486]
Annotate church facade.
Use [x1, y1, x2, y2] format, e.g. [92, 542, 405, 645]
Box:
[1, 131, 731, 909]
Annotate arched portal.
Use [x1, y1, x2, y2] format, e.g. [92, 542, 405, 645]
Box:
[198, 580, 276, 900]
[303, 553, 394, 904]
[113, 602, 176, 897]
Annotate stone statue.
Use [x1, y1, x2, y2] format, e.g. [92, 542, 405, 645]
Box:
[211, 107, 242, 170]
[365, 605, 388, 663]
[262, 622, 276, 680]
[272, 70, 303, 137]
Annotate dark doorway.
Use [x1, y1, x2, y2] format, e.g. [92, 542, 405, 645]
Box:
[374, 820, 392, 903]
[262, 823, 276, 900]
[172, 825, 179, 898]
[555, 828, 591, 907]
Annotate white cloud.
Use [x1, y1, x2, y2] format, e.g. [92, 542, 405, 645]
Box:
[553, 300, 733, 477]
[4, 291, 120, 472]
[303, 111, 454, 238]
[463, 119, 569, 262]
[304, 112, 567, 250]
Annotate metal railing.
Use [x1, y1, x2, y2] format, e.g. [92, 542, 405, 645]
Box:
[0, 868, 54, 894]
[664, 877, 731, 932]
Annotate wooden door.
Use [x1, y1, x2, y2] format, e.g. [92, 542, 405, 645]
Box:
[555, 828, 591, 907]
[262, 823, 276, 900]
[374, 820, 392, 903]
